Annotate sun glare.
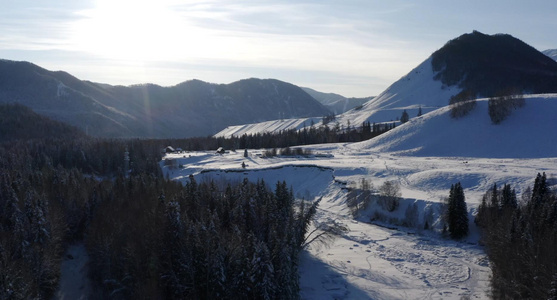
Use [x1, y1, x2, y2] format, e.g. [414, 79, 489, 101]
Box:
[72, 0, 189, 61]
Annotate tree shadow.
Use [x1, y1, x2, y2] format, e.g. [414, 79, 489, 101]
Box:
[299, 250, 377, 300]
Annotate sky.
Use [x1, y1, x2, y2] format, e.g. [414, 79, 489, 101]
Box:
[1, 0, 556, 97]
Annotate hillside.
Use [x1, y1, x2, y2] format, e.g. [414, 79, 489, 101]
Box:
[543, 49, 557, 61]
[301, 87, 372, 114]
[358, 94, 557, 158]
[0, 60, 330, 138]
[217, 31, 557, 138]
[0, 103, 85, 142]
[338, 31, 557, 127]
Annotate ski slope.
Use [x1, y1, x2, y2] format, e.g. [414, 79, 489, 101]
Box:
[162, 95, 557, 299]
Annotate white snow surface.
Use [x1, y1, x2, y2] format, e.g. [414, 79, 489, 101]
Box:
[163, 95, 557, 298]
[337, 57, 461, 127]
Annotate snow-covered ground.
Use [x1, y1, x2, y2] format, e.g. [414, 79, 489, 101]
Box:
[55, 243, 92, 300]
[162, 95, 557, 299]
[162, 148, 498, 299]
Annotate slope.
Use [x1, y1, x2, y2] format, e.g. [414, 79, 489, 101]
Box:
[0, 103, 85, 142]
[338, 31, 557, 128]
[543, 49, 557, 62]
[302, 87, 373, 114]
[0, 59, 331, 138]
[357, 94, 557, 158]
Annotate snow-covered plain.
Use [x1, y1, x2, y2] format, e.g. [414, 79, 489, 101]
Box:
[162, 95, 557, 299]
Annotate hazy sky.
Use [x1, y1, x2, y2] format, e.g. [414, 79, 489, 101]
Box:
[1, 0, 556, 97]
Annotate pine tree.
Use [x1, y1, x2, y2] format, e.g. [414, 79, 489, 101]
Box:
[417, 106, 423, 117]
[400, 110, 409, 123]
[532, 172, 548, 205]
[447, 182, 469, 239]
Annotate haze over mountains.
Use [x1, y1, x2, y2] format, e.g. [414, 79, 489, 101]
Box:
[0, 60, 332, 138]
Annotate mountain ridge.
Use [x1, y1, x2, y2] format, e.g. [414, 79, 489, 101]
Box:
[0, 60, 331, 138]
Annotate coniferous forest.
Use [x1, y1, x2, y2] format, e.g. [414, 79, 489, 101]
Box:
[0, 103, 334, 299]
[475, 173, 557, 299]
[0, 135, 319, 299]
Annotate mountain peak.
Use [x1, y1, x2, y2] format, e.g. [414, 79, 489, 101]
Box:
[431, 31, 557, 96]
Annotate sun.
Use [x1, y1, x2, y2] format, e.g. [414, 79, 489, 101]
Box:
[71, 0, 187, 61]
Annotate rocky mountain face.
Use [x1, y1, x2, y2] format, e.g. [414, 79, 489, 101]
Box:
[0, 60, 330, 138]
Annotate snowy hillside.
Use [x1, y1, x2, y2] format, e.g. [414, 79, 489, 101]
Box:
[359, 94, 557, 158]
[337, 57, 461, 127]
[302, 87, 372, 114]
[214, 117, 321, 138]
[543, 49, 557, 61]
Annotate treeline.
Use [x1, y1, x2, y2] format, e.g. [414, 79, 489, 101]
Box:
[475, 173, 557, 299]
[449, 88, 525, 123]
[0, 136, 317, 299]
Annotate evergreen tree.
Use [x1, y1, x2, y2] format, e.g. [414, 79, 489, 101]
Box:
[532, 172, 548, 205]
[400, 110, 409, 123]
[417, 106, 423, 117]
[447, 182, 469, 239]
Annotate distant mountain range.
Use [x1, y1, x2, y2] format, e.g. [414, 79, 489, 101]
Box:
[0, 60, 333, 138]
[301, 87, 372, 115]
[216, 31, 557, 138]
[543, 49, 557, 61]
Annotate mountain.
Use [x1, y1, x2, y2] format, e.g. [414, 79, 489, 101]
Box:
[543, 49, 557, 61]
[214, 31, 557, 138]
[0, 60, 330, 138]
[336, 31, 557, 126]
[357, 94, 557, 158]
[301, 87, 372, 114]
[0, 103, 85, 142]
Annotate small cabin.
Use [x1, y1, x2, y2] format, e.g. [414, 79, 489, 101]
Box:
[165, 146, 176, 153]
[216, 147, 225, 154]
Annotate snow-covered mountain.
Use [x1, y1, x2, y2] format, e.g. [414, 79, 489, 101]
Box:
[216, 31, 557, 138]
[301, 87, 373, 114]
[543, 49, 557, 61]
[0, 60, 330, 138]
[339, 31, 557, 127]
